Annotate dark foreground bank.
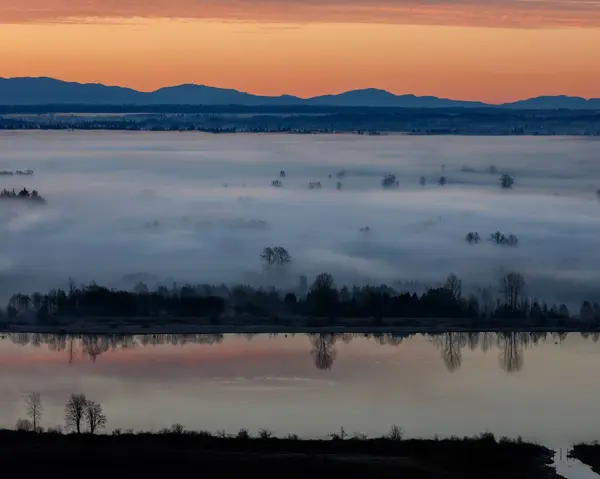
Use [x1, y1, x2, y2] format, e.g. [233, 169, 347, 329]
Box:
[1, 430, 560, 478]
[569, 444, 600, 474]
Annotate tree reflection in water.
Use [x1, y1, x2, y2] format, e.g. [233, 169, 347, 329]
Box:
[309, 333, 337, 370]
[2, 331, 599, 373]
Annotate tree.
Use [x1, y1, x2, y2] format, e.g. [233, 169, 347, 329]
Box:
[260, 247, 275, 265]
[501, 272, 525, 313]
[273, 246, 291, 265]
[382, 174, 398, 188]
[444, 274, 462, 301]
[309, 273, 338, 317]
[261, 246, 291, 267]
[25, 392, 43, 432]
[465, 232, 481, 244]
[500, 174, 514, 189]
[85, 401, 107, 434]
[65, 393, 88, 434]
[15, 418, 33, 431]
[580, 301, 594, 321]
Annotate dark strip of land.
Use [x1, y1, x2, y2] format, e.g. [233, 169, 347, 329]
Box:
[1, 106, 599, 135]
[569, 444, 600, 475]
[0, 430, 560, 478]
[2, 317, 598, 335]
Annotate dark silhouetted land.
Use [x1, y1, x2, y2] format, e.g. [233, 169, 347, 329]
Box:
[1, 107, 599, 135]
[0, 429, 560, 478]
[569, 444, 600, 474]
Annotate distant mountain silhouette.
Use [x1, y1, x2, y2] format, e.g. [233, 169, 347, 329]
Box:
[305, 88, 485, 108]
[0, 77, 598, 109]
[502, 95, 600, 110]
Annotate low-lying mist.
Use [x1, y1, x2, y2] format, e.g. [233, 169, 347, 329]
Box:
[1, 131, 599, 308]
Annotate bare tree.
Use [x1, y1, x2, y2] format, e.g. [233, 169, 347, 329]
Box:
[501, 272, 525, 312]
[261, 246, 291, 267]
[311, 273, 335, 292]
[273, 246, 291, 265]
[65, 393, 88, 434]
[444, 274, 462, 300]
[260, 247, 275, 265]
[25, 392, 43, 432]
[15, 418, 33, 431]
[85, 401, 107, 434]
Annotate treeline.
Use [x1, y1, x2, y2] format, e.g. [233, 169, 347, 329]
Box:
[0, 187, 45, 202]
[4, 272, 600, 324]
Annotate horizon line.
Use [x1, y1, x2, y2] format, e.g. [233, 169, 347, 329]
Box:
[2, 75, 599, 105]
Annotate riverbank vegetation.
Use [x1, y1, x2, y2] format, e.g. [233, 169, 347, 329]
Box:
[2, 402, 559, 479]
[3, 268, 599, 328]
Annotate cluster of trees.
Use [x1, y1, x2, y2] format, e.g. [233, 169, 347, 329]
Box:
[260, 246, 292, 267]
[382, 174, 399, 188]
[4, 269, 599, 324]
[0, 187, 45, 202]
[465, 231, 519, 246]
[15, 392, 106, 434]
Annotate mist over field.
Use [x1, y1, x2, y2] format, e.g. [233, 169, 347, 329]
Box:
[0, 131, 599, 308]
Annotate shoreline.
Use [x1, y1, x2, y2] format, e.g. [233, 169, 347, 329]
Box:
[0, 430, 560, 478]
[2, 320, 598, 335]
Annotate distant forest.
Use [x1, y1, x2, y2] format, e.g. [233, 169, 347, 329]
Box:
[4, 270, 600, 326]
[1, 107, 599, 135]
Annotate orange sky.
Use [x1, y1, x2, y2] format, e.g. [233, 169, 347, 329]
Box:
[1, 0, 599, 102]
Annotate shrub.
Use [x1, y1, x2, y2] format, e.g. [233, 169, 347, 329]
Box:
[387, 425, 404, 441]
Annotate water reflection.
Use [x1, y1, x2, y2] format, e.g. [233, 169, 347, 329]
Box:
[1, 331, 599, 373]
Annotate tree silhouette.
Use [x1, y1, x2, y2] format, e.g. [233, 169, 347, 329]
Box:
[15, 418, 33, 431]
[444, 274, 462, 301]
[382, 174, 398, 188]
[500, 174, 514, 189]
[85, 400, 107, 434]
[501, 272, 525, 313]
[65, 393, 87, 434]
[25, 392, 43, 432]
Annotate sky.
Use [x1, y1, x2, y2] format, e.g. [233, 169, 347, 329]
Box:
[0, 0, 599, 102]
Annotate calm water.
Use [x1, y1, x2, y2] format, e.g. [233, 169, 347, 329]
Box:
[1, 331, 599, 448]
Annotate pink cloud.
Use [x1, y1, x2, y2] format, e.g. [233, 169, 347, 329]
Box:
[1, 0, 600, 28]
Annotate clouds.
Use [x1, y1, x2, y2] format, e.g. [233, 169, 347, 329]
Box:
[1, 0, 600, 27]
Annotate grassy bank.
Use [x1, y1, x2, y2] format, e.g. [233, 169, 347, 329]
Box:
[569, 444, 600, 474]
[0, 430, 560, 478]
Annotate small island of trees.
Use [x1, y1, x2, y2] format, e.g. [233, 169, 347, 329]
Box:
[0, 188, 46, 203]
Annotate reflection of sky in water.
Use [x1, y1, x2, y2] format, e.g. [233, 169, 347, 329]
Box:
[0, 332, 599, 448]
[0, 132, 600, 306]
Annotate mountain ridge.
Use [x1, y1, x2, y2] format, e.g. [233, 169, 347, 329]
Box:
[1, 77, 599, 109]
